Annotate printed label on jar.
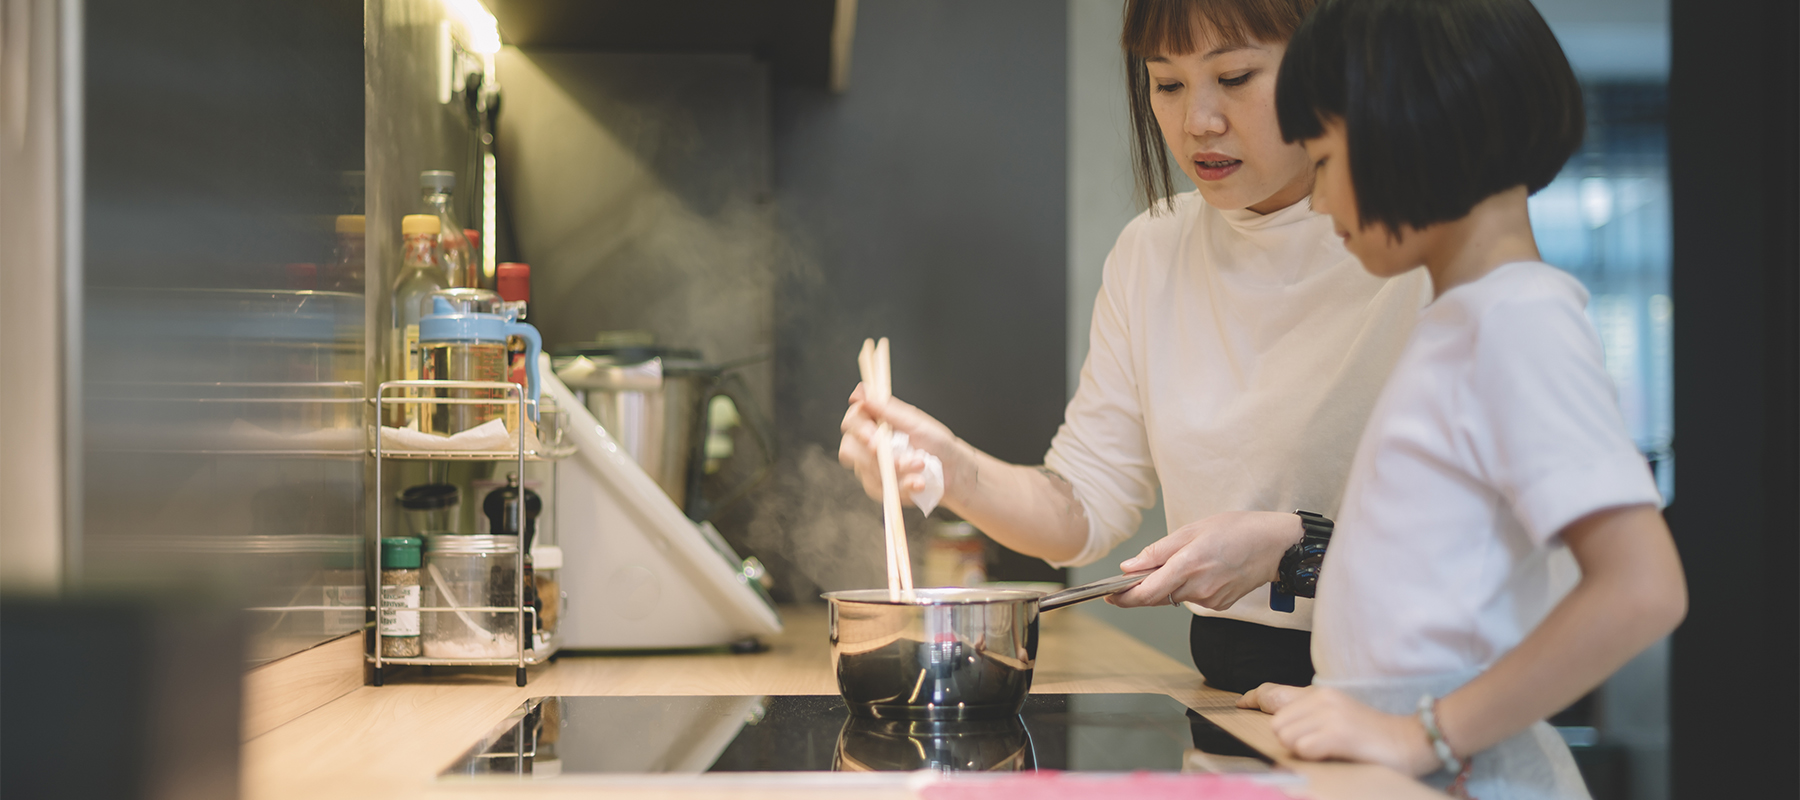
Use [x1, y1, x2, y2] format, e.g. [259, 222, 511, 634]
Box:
[379, 585, 421, 636]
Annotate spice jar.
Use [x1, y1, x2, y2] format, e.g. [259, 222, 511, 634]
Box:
[924, 520, 988, 588]
[423, 534, 521, 659]
[532, 544, 562, 646]
[379, 537, 423, 658]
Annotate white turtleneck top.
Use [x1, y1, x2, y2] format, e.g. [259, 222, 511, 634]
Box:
[1043, 191, 1431, 631]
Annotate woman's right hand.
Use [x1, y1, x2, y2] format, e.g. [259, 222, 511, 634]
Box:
[838, 384, 967, 505]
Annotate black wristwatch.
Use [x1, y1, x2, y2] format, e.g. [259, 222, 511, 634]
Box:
[1269, 510, 1333, 611]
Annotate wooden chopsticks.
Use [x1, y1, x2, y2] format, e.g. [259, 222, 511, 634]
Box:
[858, 337, 914, 599]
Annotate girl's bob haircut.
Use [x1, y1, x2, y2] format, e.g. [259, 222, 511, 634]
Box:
[1122, 0, 1318, 212]
[1275, 0, 1585, 234]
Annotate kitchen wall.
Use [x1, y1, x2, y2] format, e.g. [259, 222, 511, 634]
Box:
[30, 0, 494, 667]
[491, 46, 785, 593]
[366, 0, 499, 542]
[494, 0, 1073, 600]
[492, 48, 776, 402]
[77, 0, 367, 665]
[767, 0, 1070, 594]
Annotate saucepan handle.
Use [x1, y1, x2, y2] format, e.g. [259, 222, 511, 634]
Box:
[1037, 571, 1153, 613]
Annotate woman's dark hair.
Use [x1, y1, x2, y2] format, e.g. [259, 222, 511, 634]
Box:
[1275, 0, 1584, 234]
[1122, 0, 1318, 212]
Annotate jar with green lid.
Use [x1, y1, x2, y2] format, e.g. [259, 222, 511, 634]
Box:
[379, 537, 423, 658]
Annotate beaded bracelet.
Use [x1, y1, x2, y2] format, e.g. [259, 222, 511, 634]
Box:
[1416, 695, 1463, 775]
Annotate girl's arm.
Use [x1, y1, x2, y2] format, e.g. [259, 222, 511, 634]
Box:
[1240, 504, 1686, 774]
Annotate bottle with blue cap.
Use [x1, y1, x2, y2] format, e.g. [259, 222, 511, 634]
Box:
[418, 294, 542, 438]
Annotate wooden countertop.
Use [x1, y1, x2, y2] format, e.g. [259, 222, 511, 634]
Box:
[243, 605, 1444, 800]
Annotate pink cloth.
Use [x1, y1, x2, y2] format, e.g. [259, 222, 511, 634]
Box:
[920, 771, 1295, 800]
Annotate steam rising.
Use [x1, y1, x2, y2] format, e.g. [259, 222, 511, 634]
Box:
[743, 445, 889, 595]
[498, 49, 900, 600]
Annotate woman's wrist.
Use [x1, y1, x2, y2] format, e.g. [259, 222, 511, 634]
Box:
[938, 436, 982, 510]
[1263, 511, 1308, 583]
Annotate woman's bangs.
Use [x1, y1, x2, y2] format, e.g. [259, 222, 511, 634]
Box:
[1122, 0, 1304, 58]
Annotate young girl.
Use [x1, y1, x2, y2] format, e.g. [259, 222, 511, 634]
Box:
[839, 0, 1432, 694]
[1237, 0, 1688, 796]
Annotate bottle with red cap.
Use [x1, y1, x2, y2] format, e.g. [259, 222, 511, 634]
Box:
[496, 262, 531, 387]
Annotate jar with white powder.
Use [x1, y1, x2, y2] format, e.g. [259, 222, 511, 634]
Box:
[422, 534, 520, 659]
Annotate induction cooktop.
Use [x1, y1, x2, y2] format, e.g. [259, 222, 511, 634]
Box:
[440, 693, 1283, 782]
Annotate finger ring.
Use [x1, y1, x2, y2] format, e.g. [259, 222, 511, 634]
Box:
[1168, 593, 1180, 607]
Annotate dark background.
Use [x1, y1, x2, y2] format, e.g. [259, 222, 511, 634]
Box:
[769, 0, 1070, 585]
[1666, 0, 1798, 795]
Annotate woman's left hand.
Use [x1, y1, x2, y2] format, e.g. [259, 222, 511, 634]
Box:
[1108, 510, 1302, 610]
[1243, 684, 1441, 777]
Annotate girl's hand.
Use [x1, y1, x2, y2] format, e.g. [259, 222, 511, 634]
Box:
[838, 385, 969, 504]
[1107, 511, 1303, 610]
[1236, 682, 1311, 714]
[1260, 686, 1441, 777]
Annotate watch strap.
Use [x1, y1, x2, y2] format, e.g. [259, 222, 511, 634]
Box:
[1274, 510, 1333, 599]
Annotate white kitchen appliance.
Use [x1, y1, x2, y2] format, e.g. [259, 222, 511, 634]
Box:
[542, 364, 781, 649]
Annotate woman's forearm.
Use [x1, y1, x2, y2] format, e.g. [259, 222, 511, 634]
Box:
[1436, 505, 1686, 757]
[941, 441, 1090, 564]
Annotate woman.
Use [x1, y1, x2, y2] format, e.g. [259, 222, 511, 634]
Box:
[839, 0, 1429, 693]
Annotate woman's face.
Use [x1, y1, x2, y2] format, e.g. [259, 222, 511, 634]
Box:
[1145, 27, 1313, 214]
[1305, 119, 1427, 276]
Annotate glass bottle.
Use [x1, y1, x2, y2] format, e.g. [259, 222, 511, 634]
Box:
[324, 214, 365, 293]
[420, 170, 478, 288]
[389, 214, 448, 427]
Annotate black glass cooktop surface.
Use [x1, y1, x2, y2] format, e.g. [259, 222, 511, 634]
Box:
[440, 693, 1274, 781]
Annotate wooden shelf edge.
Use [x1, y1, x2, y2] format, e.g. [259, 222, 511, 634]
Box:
[242, 631, 366, 741]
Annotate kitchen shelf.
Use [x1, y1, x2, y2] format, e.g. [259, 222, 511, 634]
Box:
[375, 446, 574, 461]
[366, 607, 560, 667]
[87, 381, 367, 458]
[370, 380, 562, 688]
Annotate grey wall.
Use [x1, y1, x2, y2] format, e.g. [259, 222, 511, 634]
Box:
[766, 0, 1070, 591]
[494, 49, 776, 387]
[78, 0, 367, 665]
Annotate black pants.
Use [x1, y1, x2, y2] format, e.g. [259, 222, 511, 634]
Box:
[1189, 614, 1315, 694]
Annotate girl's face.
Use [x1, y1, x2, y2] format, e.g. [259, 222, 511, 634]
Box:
[1305, 119, 1428, 276]
[1145, 28, 1313, 214]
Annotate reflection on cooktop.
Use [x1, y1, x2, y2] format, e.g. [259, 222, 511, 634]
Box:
[440, 693, 1273, 780]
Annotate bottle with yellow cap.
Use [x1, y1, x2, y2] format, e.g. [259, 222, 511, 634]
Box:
[389, 214, 448, 427]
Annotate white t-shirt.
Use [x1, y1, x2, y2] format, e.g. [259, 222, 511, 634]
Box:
[1312, 262, 1661, 680]
[1044, 191, 1430, 631]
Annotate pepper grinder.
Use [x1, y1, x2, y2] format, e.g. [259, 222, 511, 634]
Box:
[482, 472, 542, 550]
[483, 473, 544, 635]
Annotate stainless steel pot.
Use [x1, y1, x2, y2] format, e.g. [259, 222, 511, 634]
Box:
[832, 715, 1034, 772]
[822, 572, 1148, 721]
[553, 345, 774, 521]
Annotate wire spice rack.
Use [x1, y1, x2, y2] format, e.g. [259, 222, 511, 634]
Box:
[370, 380, 568, 687]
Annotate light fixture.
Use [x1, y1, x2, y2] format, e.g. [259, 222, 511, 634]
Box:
[441, 0, 501, 55]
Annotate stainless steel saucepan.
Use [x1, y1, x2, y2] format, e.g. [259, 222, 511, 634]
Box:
[822, 572, 1150, 721]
